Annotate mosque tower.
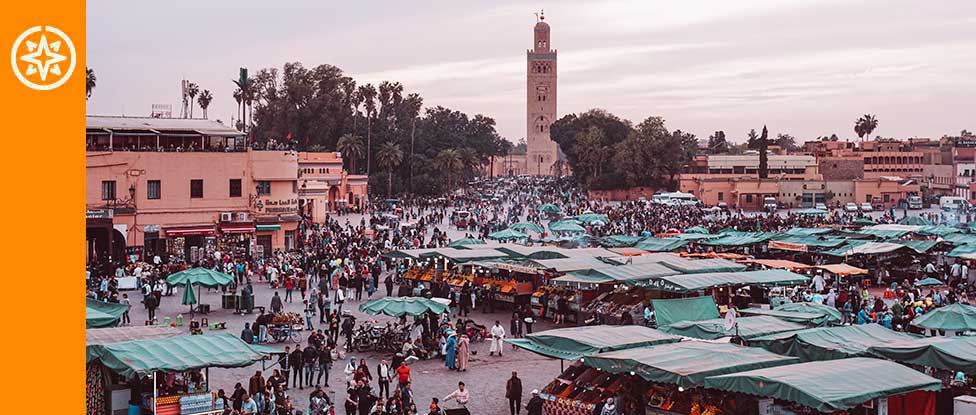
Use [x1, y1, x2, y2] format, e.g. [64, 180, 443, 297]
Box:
[526, 11, 561, 176]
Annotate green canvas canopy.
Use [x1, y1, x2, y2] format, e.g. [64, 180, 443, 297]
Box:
[654, 257, 747, 274]
[488, 228, 530, 241]
[774, 302, 842, 325]
[916, 225, 961, 237]
[898, 216, 934, 226]
[914, 277, 945, 287]
[660, 315, 806, 340]
[650, 269, 809, 293]
[537, 203, 562, 214]
[381, 248, 440, 259]
[701, 232, 779, 246]
[895, 240, 939, 253]
[670, 233, 721, 241]
[795, 208, 827, 216]
[551, 272, 615, 286]
[86, 298, 129, 328]
[583, 342, 799, 388]
[447, 238, 486, 248]
[738, 308, 830, 326]
[947, 244, 976, 259]
[598, 235, 646, 247]
[632, 238, 689, 252]
[651, 296, 719, 327]
[783, 228, 832, 236]
[359, 297, 449, 317]
[684, 226, 710, 234]
[822, 241, 906, 257]
[869, 336, 976, 374]
[590, 262, 681, 285]
[852, 217, 875, 226]
[548, 220, 586, 233]
[509, 222, 545, 234]
[575, 213, 610, 225]
[747, 324, 918, 361]
[505, 325, 682, 360]
[86, 326, 182, 346]
[704, 358, 941, 412]
[165, 267, 234, 288]
[419, 248, 509, 262]
[86, 333, 277, 379]
[857, 229, 907, 239]
[943, 233, 976, 247]
[911, 303, 976, 331]
[769, 235, 846, 249]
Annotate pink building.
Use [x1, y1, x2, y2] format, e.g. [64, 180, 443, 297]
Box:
[85, 116, 300, 263]
[297, 151, 368, 222]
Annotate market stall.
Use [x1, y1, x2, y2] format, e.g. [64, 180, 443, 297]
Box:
[538, 341, 798, 415]
[704, 358, 942, 414]
[912, 303, 976, 334]
[87, 298, 130, 329]
[659, 315, 807, 341]
[86, 333, 278, 415]
[746, 324, 919, 361]
[506, 325, 681, 360]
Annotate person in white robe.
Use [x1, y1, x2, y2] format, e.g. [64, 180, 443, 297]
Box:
[489, 321, 506, 356]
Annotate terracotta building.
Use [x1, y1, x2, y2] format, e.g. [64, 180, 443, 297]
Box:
[297, 151, 368, 221]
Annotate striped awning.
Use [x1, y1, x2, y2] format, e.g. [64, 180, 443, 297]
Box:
[220, 223, 255, 234]
[163, 224, 216, 237]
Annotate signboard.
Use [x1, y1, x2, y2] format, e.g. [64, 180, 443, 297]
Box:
[86, 209, 113, 219]
[144, 224, 160, 232]
[956, 136, 976, 148]
[768, 241, 808, 252]
[257, 198, 299, 214]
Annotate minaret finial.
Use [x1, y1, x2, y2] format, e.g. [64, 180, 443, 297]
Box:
[540, 9, 545, 20]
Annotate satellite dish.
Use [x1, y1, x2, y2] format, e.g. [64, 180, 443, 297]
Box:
[724, 308, 738, 332]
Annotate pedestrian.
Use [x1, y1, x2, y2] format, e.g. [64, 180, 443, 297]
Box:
[317, 343, 332, 387]
[525, 390, 543, 415]
[506, 372, 522, 415]
[376, 359, 392, 399]
[241, 323, 254, 344]
[289, 344, 304, 390]
[443, 381, 470, 408]
[444, 332, 457, 370]
[279, 346, 291, 390]
[145, 292, 158, 323]
[271, 291, 283, 314]
[456, 334, 470, 372]
[304, 301, 315, 330]
[248, 370, 266, 399]
[304, 343, 318, 388]
[285, 276, 295, 302]
[119, 293, 131, 325]
[395, 360, 411, 397]
[384, 274, 394, 297]
[489, 320, 506, 356]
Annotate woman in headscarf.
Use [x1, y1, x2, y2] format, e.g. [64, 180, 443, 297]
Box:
[456, 333, 470, 372]
[344, 356, 358, 383]
[444, 332, 458, 370]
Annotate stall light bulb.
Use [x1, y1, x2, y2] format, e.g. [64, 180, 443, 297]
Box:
[678, 386, 685, 392]
[629, 371, 635, 376]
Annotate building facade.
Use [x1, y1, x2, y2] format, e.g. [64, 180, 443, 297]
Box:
[297, 151, 368, 222]
[525, 12, 561, 176]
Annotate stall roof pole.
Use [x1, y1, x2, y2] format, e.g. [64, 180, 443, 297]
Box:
[152, 371, 157, 414]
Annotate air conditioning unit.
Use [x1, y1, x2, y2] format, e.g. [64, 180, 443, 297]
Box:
[219, 212, 233, 222]
[236, 212, 248, 222]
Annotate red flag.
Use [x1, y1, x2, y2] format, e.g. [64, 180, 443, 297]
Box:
[286, 132, 292, 141]
[251, 131, 256, 145]
[305, 136, 309, 147]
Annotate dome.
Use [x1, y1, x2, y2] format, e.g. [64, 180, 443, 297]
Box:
[534, 20, 550, 32]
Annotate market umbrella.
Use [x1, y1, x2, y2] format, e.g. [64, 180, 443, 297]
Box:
[549, 220, 586, 233]
[912, 303, 976, 332]
[447, 238, 486, 248]
[851, 218, 875, 226]
[898, 216, 934, 226]
[166, 267, 235, 287]
[359, 297, 449, 317]
[510, 221, 545, 234]
[914, 277, 945, 287]
[182, 282, 198, 308]
[684, 226, 710, 234]
[537, 203, 562, 214]
[774, 302, 842, 325]
[488, 228, 529, 241]
[575, 213, 610, 226]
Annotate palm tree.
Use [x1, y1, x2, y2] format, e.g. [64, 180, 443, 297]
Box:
[197, 90, 213, 119]
[232, 69, 254, 132]
[232, 88, 243, 130]
[376, 142, 404, 197]
[337, 134, 365, 174]
[434, 149, 463, 193]
[86, 67, 96, 100]
[403, 93, 423, 191]
[358, 84, 377, 175]
[854, 114, 879, 142]
[186, 82, 199, 118]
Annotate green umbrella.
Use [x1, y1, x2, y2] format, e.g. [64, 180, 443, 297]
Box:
[182, 282, 198, 306]
[537, 203, 562, 214]
[914, 277, 945, 287]
[912, 303, 976, 332]
[359, 297, 450, 317]
[898, 216, 934, 226]
[166, 267, 235, 287]
[488, 228, 529, 241]
[549, 220, 586, 233]
[684, 226, 710, 234]
[510, 222, 545, 234]
[575, 213, 610, 226]
[447, 238, 486, 248]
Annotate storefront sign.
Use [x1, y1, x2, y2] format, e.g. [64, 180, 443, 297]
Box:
[86, 209, 113, 219]
[258, 198, 299, 214]
[144, 224, 160, 232]
[768, 241, 808, 252]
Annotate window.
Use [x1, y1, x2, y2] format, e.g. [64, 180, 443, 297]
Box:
[746, 194, 753, 203]
[101, 180, 116, 201]
[190, 179, 204, 198]
[229, 179, 242, 198]
[717, 192, 724, 201]
[257, 181, 271, 196]
[292, 181, 298, 193]
[147, 180, 161, 200]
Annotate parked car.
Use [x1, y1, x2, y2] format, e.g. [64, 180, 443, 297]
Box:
[860, 203, 874, 212]
[815, 203, 827, 210]
[844, 203, 859, 212]
[907, 196, 923, 209]
[717, 201, 728, 210]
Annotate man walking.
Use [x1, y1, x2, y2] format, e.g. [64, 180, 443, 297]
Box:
[289, 345, 304, 390]
[489, 320, 506, 357]
[525, 390, 543, 415]
[303, 343, 318, 388]
[506, 372, 523, 415]
[279, 346, 291, 390]
[270, 291, 283, 314]
[316, 343, 332, 387]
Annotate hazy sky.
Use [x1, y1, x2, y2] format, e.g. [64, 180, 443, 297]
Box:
[87, 1, 976, 144]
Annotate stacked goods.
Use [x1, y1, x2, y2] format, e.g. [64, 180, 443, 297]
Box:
[271, 312, 302, 325]
[179, 393, 214, 415]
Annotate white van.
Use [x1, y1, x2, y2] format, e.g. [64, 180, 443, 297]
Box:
[763, 197, 778, 212]
[907, 196, 923, 209]
[940, 196, 970, 212]
[651, 192, 698, 206]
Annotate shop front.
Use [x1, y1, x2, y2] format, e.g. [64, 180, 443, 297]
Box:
[87, 209, 123, 265]
[162, 224, 217, 262]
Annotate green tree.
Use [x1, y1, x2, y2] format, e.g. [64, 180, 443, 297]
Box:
[511, 138, 527, 155]
[232, 68, 254, 132]
[86, 67, 96, 100]
[358, 83, 377, 175]
[707, 130, 729, 154]
[197, 90, 213, 119]
[402, 93, 423, 191]
[574, 126, 609, 186]
[376, 142, 404, 197]
[758, 125, 769, 179]
[186, 82, 199, 118]
[434, 149, 463, 192]
[656, 128, 698, 190]
[746, 128, 759, 149]
[337, 134, 365, 174]
[854, 114, 879, 142]
[775, 133, 798, 151]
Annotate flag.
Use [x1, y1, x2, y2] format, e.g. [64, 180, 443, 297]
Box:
[305, 136, 309, 147]
[251, 131, 256, 145]
[286, 132, 292, 141]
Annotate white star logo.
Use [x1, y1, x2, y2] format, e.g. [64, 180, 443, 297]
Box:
[10, 26, 76, 91]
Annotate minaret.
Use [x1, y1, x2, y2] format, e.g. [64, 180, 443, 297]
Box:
[526, 11, 559, 176]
